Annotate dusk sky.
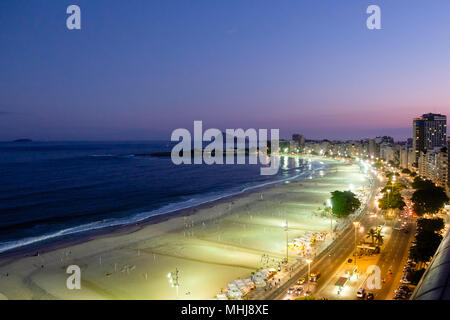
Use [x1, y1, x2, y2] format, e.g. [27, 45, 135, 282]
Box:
[1, 0, 449, 141]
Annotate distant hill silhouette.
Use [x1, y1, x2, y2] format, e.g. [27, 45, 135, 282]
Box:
[12, 139, 33, 143]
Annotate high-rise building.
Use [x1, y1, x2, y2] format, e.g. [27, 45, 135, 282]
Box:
[292, 134, 305, 146]
[448, 137, 450, 197]
[292, 134, 306, 153]
[413, 113, 447, 165]
[408, 148, 416, 170]
[400, 145, 413, 169]
[418, 147, 448, 189]
[380, 143, 399, 164]
[369, 139, 378, 159]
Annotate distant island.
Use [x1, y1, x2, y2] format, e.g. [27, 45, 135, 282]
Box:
[12, 139, 33, 143]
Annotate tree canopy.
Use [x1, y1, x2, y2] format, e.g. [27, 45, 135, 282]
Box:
[381, 181, 406, 194]
[378, 191, 406, 210]
[409, 218, 445, 264]
[407, 268, 425, 285]
[379, 179, 406, 210]
[411, 180, 449, 215]
[409, 230, 442, 263]
[412, 177, 434, 190]
[330, 190, 361, 218]
[388, 160, 399, 168]
[417, 218, 444, 233]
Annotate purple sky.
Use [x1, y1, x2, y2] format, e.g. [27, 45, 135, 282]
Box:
[0, 0, 449, 141]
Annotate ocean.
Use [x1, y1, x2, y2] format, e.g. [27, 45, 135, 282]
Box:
[0, 141, 326, 254]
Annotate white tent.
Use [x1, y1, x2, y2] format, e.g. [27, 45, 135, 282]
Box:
[243, 278, 255, 289]
[227, 288, 243, 300]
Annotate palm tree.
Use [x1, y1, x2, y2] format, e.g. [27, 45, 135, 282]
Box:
[375, 230, 384, 246]
[366, 228, 376, 245]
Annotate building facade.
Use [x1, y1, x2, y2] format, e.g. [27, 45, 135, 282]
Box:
[413, 113, 447, 165]
[418, 147, 448, 190]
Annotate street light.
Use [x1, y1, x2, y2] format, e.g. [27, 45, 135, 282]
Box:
[306, 258, 312, 290]
[281, 220, 288, 264]
[353, 221, 360, 265]
[327, 199, 333, 235]
[168, 268, 180, 299]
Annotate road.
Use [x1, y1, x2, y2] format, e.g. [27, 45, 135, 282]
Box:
[278, 177, 415, 300]
[374, 212, 416, 299]
[267, 177, 381, 300]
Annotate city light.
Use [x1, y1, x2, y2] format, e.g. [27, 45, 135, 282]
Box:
[327, 199, 332, 208]
[2, 1, 449, 302]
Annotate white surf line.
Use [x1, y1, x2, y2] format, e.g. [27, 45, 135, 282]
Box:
[0, 160, 330, 254]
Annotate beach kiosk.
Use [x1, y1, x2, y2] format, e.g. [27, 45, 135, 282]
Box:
[226, 283, 243, 300]
[260, 269, 271, 279]
[243, 278, 255, 291]
[335, 276, 349, 290]
[226, 288, 243, 300]
[251, 272, 266, 287]
[267, 268, 277, 277]
[233, 279, 248, 294]
[345, 265, 358, 277]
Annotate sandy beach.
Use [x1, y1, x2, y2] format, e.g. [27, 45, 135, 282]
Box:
[0, 158, 368, 300]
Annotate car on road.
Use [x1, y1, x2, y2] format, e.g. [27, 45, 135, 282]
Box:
[394, 287, 411, 300]
[400, 276, 411, 284]
[297, 277, 306, 285]
[399, 286, 411, 291]
[356, 287, 366, 299]
[309, 271, 321, 282]
[295, 287, 303, 296]
[287, 287, 295, 295]
[366, 292, 374, 300]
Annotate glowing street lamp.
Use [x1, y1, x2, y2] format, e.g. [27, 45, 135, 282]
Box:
[281, 220, 289, 263]
[168, 268, 180, 299]
[327, 199, 333, 235]
[306, 258, 313, 290]
[353, 221, 360, 265]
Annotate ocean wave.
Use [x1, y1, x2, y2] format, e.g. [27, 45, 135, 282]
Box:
[89, 154, 136, 159]
[0, 162, 328, 254]
[89, 154, 116, 157]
